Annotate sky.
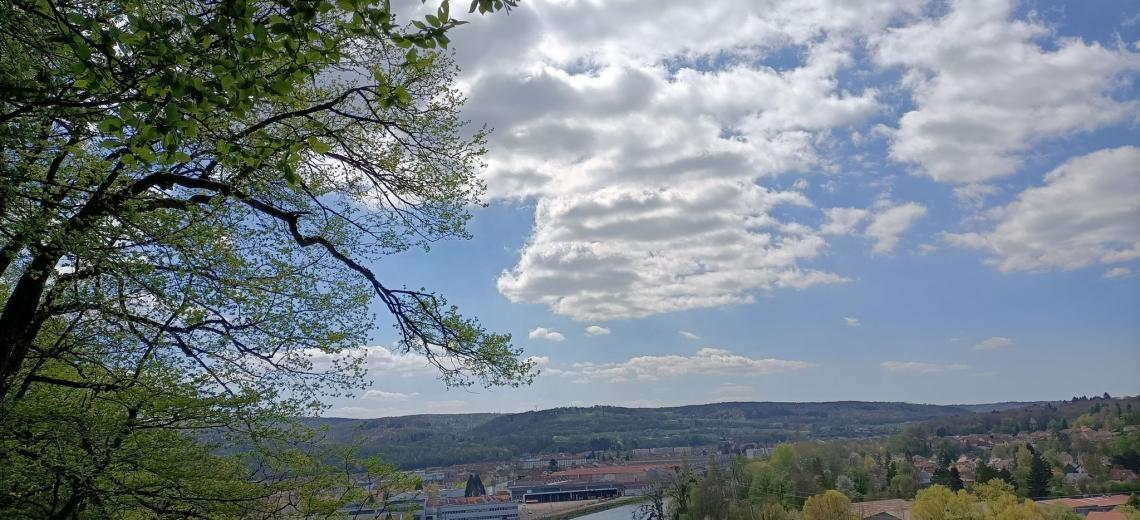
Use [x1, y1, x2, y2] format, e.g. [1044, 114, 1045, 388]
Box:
[324, 0, 1140, 418]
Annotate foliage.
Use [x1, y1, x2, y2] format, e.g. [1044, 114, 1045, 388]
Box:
[1, 0, 525, 515]
[463, 474, 486, 497]
[802, 490, 857, 520]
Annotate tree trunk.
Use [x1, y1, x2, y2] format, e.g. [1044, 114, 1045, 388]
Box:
[0, 252, 56, 399]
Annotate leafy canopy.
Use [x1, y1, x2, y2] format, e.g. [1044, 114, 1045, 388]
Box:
[1, 0, 528, 516]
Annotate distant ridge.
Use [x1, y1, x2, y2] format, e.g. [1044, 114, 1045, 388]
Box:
[309, 400, 974, 468]
[950, 401, 1053, 413]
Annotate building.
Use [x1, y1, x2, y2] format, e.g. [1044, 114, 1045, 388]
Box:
[864, 513, 904, 520]
[545, 463, 674, 484]
[343, 492, 519, 520]
[509, 481, 624, 503]
[1037, 495, 1131, 515]
[425, 495, 518, 520]
[1109, 468, 1139, 483]
[1086, 512, 1127, 520]
[851, 498, 911, 520]
[342, 491, 426, 520]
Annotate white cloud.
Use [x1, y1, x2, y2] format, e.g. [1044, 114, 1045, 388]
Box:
[875, 0, 1140, 184]
[363, 390, 418, 401]
[821, 207, 870, 236]
[844, 317, 860, 327]
[1104, 267, 1133, 279]
[456, 2, 936, 321]
[866, 202, 927, 254]
[820, 202, 925, 254]
[525, 355, 551, 368]
[528, 327, 566, 342]
[300, 345, 436, 376]
[561, 348, 813, 383]
[585, 325, 612, 336]
[497, 182, 848, 320]
[944, 147, 1140, 271]
[679, 331, 700, 340]
[881, 361, 969, 374]
[974, 336, 1013, 351]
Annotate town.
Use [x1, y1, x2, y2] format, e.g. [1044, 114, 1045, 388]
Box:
[336, 396, 1140, 519]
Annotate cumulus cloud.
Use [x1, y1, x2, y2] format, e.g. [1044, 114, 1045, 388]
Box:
[498, 182, 849, 320]
[679, 331, 700, 340]
[875, 0, 1140, 184]
[451, 1, 938, 321]
[844, 317, 860, 327]
[363, 390, 418, 401]
[558, 348, 813, 383]
[299, 345, 436, 376]
[974, 336, 1013, 350]
[529, 327, 566, 342]
[866, 202, 927, 254]
[821, 207, 871, 236]
[1104, 267, 1133, 279]
[820, 202, 926, 254]
[585, 325, 612, 336]
[881, 361, 969, 374]
[943, 147, 1140, 271]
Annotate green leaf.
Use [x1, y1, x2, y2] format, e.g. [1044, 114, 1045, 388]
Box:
[394, 86, 412, 106]
[308, 137, 331, 154]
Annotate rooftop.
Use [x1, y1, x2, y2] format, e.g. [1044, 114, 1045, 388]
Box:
[548, 464, 673, 478]
[1037, 495, 1130, 509]
[1086, 512, 1127, 520]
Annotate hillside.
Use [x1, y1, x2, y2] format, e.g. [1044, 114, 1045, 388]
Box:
[311, 401, 979, 468]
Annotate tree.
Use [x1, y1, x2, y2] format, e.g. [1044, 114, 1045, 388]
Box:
[464, 474, 486, 497]
[889, 460, 919, 499]
[1, 0, 527, 516]
[802, 490, 857, 520]
[931, 466, 951, 487]
[949, 467, 965, 492]
[549, 459, 559, 473]
[755, 503, 790, 520]
[1028, 446, 1053, 498]
[912, 485, 974, 520]
[748, 461, 795, 509]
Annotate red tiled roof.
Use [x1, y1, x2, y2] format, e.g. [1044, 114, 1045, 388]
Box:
[548, 464, 672, 477]
[1086, 512, 1127, 520]
[1037, 495, 1130, 508]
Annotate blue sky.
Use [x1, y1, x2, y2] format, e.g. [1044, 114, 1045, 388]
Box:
[324, 0, 1140, 418]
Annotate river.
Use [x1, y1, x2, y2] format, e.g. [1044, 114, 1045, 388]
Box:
[570, 502, 641, 520]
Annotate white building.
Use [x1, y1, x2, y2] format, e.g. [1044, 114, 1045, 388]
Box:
[425, 496, 518, 520]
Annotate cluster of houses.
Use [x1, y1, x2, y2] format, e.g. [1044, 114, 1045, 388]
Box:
[850, 494, 1136, 519]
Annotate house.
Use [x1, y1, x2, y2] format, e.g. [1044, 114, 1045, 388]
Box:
[851, 498, 911, 520]
[864, 513, 903, 520]
[1037, 495, 1130, 515]
[1086, 512, 1127, 520]
[1063, 464, 1091, 485]
[1108, 468, 1139, 483]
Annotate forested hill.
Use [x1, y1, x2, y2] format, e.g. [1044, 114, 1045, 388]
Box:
[309, 401, 979, 468]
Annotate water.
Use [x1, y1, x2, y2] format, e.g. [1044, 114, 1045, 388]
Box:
[573, 503, 641, 520]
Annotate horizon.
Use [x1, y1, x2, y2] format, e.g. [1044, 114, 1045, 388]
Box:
[319, 0, 1140, 419]
[319, 394, 1138, 420]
